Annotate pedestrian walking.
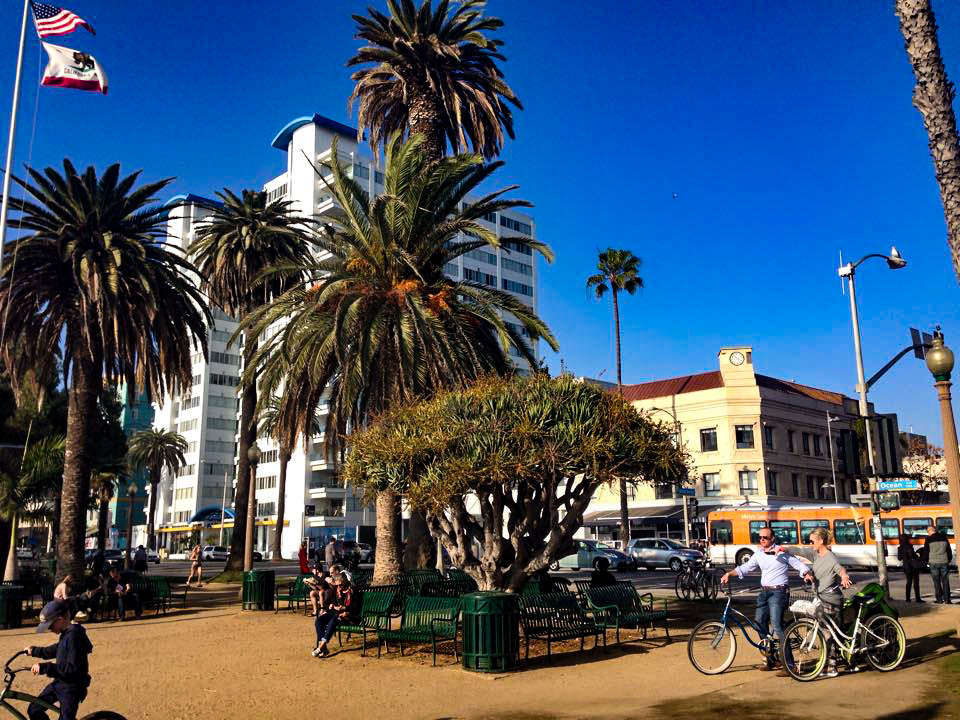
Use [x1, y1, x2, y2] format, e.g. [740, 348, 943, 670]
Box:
[922, 525, 952, 604]
[298, 541, 310, 575]
[186, 544, 204, 588]
[133, 546, 148, 574]
[897, 533, 924, 602]
[324, 537, 337, 572]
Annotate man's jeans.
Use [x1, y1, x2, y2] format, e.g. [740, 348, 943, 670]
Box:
[756, 588, 791, 667]
[930, 563, 951, 603]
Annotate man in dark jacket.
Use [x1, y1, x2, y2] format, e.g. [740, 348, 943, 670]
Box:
[24, 600, 94, 720]
[923, 525, 953, 604]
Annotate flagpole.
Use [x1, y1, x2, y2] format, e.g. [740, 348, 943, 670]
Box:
[0, 0, 31, 275]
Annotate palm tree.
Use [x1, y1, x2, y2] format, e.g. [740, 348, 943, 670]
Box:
[894, 0, 960, 280]
[188, 190, 315, 571]
[89, 471, 118, 554]
[243, 133, 557, 584]
[127, 428, 187, 550]
[348, 0, 522, 162]
[0, 161, 209, 581]
[258, 394, 322, 562]
[587, 248, 643, 548]
[0, 435, 64, 581]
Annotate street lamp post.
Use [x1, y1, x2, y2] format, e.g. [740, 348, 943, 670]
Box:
[924, 329, 960, 578]
[244, 444, 261, 571]
[124, 480, 137, 570]
[648, 407, 688, 544]
[826, 414, 841, 503]
[838, 246, 906, 592]
[218, 470, 229, 547]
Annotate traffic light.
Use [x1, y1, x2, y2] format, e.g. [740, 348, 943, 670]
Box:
[688, 498, 699, 519]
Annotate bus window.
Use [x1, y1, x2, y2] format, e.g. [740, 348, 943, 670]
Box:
[799, 519, 829, 543]
[937, 516, 954, 538]
[770, 520, 798, 545]
[749, 521, 768, 543]
[903, 518, 932, 538]
[711, 520, 733, 544]
[834, 519, 865, 544]
[872, 518, 900, 540]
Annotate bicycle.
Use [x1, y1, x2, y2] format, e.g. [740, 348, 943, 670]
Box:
[675, 558, 718, 602]
[687, 585, 778, 674]
[0, 651, 127, 720]
[779, 579, 906, 681]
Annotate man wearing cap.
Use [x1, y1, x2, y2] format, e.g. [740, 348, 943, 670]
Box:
[23, 599, 93, 720]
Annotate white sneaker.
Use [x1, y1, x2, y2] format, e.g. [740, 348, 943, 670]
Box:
[74, 612, 89, 623]
[822, 664, 838, 678]
[311, 646, 322, 657]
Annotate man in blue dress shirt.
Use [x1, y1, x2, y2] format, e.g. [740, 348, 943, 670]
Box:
[720, 528, 812, 671]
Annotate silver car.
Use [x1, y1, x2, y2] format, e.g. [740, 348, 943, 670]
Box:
[627, 538, 703, 572]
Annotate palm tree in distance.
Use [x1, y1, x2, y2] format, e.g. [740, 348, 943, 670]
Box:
[189, 190, 315, 571]
[128, 428, 188, 551]
[348, 0, 522, 162]
[89, 471, 118, 554]
[587, 248, 643, 549]
[243, 133, 557, 584]
[0, 161, 209, 581]
[0, 435, 64, 581]
[258, 394, 322, 562]
[894, 0, 960, 281]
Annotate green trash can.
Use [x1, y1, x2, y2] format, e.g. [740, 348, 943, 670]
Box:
[461, 591, 519, 672]
[0, 584, 23, 629]
[241, 570, 275, 610]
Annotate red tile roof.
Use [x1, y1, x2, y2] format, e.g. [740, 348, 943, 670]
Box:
[618, 370, 850, 406]
[620, 371, 723, 402]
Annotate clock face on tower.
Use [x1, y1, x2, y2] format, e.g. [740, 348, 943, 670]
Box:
[730, 351, 745, 366]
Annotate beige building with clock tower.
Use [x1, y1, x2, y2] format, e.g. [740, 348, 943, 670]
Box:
[581, 345, 903, 543]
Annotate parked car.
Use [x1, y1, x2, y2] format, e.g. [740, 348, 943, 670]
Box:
[202, 545, 229, 561]
[340, 540, 374, 563]
[143, 548, 160, 565]
[627, 538, 704, 572]
[102, 549, 124, 567]
[550, 539, 637, 572]
[252, 550, 263, 562]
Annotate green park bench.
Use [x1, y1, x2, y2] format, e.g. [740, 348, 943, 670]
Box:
[521, 575, 572, 596]
[584, 583, 670, 644]
[336, 584, 399, 656]
[351, 568, 373, 589]
[275, 574, 313, 614]
[401, 569, 443, 597]
[446, 568, 478, 592]
[519, 592, 605, 660]
[419, 579, 476, 598]
[378, 596, 461, 665]
[147, 576, 185, 614]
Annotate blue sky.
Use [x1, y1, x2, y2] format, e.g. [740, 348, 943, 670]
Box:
[1, 1, 960, 442]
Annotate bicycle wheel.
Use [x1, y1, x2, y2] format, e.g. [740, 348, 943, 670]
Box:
[699, 573, 718, 601]
[80, 712, 128, 720]
[862, 614, 906, 672]
[780, 618, 827, 681]
[688, 620, 737, 674]
[675, 573, 691, 601]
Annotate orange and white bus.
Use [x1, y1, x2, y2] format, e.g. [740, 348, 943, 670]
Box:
[707, 504, 955, 569]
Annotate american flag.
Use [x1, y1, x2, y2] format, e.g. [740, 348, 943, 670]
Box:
[30, 2, 94, 38]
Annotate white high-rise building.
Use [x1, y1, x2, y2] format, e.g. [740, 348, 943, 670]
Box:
[154, 114, 541, 559]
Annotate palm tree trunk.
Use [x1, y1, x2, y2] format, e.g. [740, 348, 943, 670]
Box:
[96, 491, 110, 551]
[373, 489, 402, 585]
[403, 512, 433, 570]
[270, 448, 289, 561]
[227, 330, 257, 571]
[3, 514, 18, 582]
[408, 89, 445, 162]
[58, 358, 100, 583]
[146, 464, 160, 551]
[895, 0, 960, 280]
[611, 288, 630, 548]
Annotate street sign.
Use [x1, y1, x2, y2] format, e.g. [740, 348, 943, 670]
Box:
[910, 328, 934, 359]
[877, 479, 920, 491]
[676, 487, 695, 496]
[850, 494, 872, 505]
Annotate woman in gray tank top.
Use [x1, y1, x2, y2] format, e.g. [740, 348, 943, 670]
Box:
[808, 527, 852, 677]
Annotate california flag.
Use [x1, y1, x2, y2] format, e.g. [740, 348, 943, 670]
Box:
[41, 42, 107, 94]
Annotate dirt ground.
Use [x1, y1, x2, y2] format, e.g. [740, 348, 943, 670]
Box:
[0, 587, 957, 720]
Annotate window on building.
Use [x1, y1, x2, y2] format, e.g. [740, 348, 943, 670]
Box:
[836, 436, 847, 472]
[739, 470, 758, 495]
[208, 395, 238, 410]
[374, 170, 384, 184]
[499, 216, 532, 235]
[346, 496, 365, 512]
[210, 351, 240, 366]
[174, 487, 194, 500]
[700, 428, 718, 452]
[833, 519, 865, 544]
[259, 449, 279, 464]
[806, 476, 815, 499]
[444, 263, 459, 277]
[207, 417, 237, 432]
[787, 430, 796, 453]
[205, 439, 236, 454]
[770, 520, 799, 545]
[802, 432, 811, 455]
[465, 248, 497, 265]
[813, 435, 823, 456]
[255, 475, 277, 490]
[353, 163, 369, 179]
[176, 464, 195, 477]
[702, 472, 720, 497]
[800, 519, 829, 543]
[186, 441, 198, 454]
[256, 502, 276, 516]
[766, 470, 778, 495]
[463, 267, 497, 287]
[791, 473, 799, 496]
[735, 425, 754, 449]
[748, 520, 768, 543]
[710, 520, 733, 544]
[177, 419, 198, 433]
[179, 396, 202, 412]
[210, 329, 232, 343]
[501, 278, 533, 296]
[191, 374, 202, 386]
[764, 425, 775, 449]
[502, 240, 532, 256]
[210, 373, 238, 387]
[502, 257, 533, 275]
[203, 463, 234, 479]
